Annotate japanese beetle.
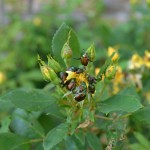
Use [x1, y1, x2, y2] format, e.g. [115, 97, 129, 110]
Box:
[59, 72, 68, 85]
[87, 75, 97, 84]
[80, 53, 90, 66]
[74, 92, 86, 101]
[67, 66, 78, 72]
[73, 82, 87, 93]
[76, 68, 84, 74]
[66, 79, 76, 91]
[88, 84, 95, 94]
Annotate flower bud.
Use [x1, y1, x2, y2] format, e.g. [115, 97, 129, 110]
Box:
[38, 55, 60, 84]
[33, 17, 42, 26]
[108, 47, 119, 62]
[129, 54, 143, 69]
[61, 42, 72, 59]
[105, 65, 116, 80]
[40, 65, 60, 84]
[47, 55, 62, 73]
[0, 72, 6, 84]
[86, 43, 96, 61]
[143, 50, 150, 68]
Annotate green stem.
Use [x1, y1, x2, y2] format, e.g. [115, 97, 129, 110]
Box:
[30, 138, 43, 143]
[95, 115, 113, 121]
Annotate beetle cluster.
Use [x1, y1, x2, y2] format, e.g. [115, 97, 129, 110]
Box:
[58, 66, 97, 102]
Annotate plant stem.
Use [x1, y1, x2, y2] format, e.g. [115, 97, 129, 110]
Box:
[95, 115, 113, 121]
[30, 138, 43, 143]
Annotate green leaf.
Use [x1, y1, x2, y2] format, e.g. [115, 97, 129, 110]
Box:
[52, 23, 80, 67]
[134, 132, 150, 149]
[43, 123, 69, 150]
[75, 130, 85, 146]
[0, 116, 11, 133]
[0, 132, 31, 150]
[98, 87, 143, 114]
[10, 108, 45, 139]
[0, 99, 15, 112]
[132, 105, 150, 124]
[1, 88, 57, 111]
[65, 136, 78, 150]
[130, 144, 146, 150]
[86, 132, 102, 150]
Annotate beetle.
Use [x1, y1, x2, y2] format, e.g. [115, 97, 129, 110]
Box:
[73, 82, 87, 93]
[87, 75, 97, 84]
[73, 82, 87, 101]
[67, 66, 78, 72]
[80, 53, 90, 66]
[76, 68, 84, 74]
[58, 72, 68, 86]
[74, 92, 86, 101]
[88, 84, 95, 94]
[66, 79, 76, 91]
[74, 53, 91, 66]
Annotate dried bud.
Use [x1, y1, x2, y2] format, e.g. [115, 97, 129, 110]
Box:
[86, 43, 96, 61]
[47, 55, 62, 73]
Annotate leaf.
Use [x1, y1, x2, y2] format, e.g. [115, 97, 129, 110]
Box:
[75, 130, 85, 146]
[10, 108, 45, 139]
[98, 87, 143, 114]
[52, 23, 80, 67]
[0, 99, 15, 112]
[0, 116, 11, 133]
[134, 132, 150, 149]
[1, 88, 57, 111]
[86, 132, 102, 150]
[0, 132, 31, 150]
[43, 123, 69, 150]
[132, 105, 150, 124]
[130, 144, 146, 150]
[65, 136, 78, 150]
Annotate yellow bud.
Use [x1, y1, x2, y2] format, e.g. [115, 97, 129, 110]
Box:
[33, 17, 42, 26]
[129, 54, 143, 69]
[0, 72, 6, 84]
[40, 66, 59, 84]
[105, 65, 116, 79]
[40, 66, 51, 81]
[114, 66, 124, 83]
[143, 50, 150, 68]
[38, 55, 60, 84]
[108, 47, 119, 62]
[95, 68, 100, 76]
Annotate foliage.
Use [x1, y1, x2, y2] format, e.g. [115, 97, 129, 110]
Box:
[0, 1, 150, 149]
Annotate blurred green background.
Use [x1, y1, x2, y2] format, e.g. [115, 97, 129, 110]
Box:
[0, 0, 150, 92]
